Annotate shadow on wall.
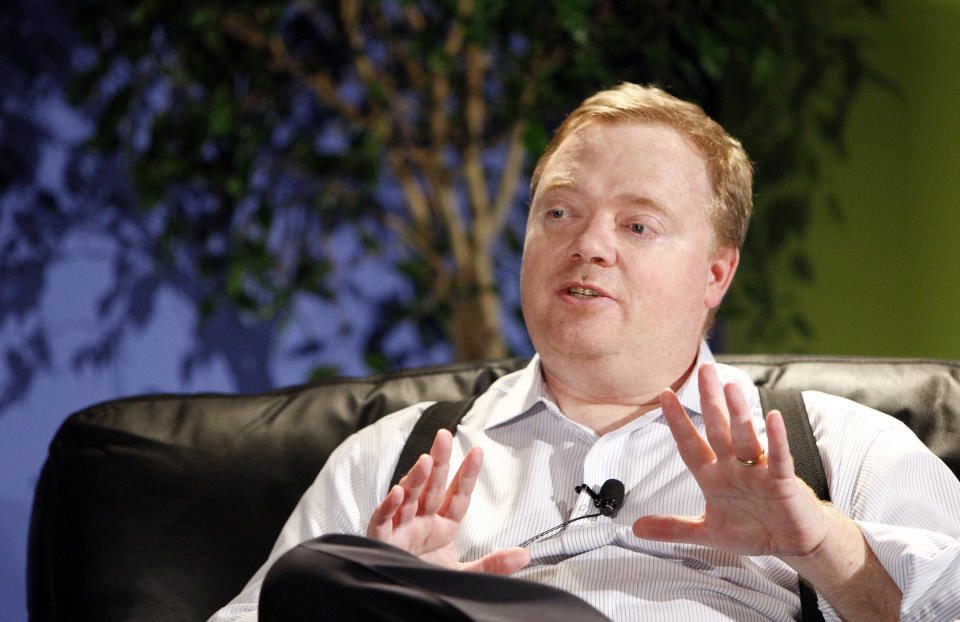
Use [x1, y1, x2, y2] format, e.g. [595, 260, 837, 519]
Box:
[1, 496, 29, 622]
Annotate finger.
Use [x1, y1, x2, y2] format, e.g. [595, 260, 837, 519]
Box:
[438, 446, 483, 522]
[660, 388, 715, 470]
[367, 484, 404, 539]
[460, 547, 531, 575]
[632, 514, 710, 547]
[764, 410, 796, 480]
[698, 363, 734, 460]
[396, 453, 432, 525]
[419, 429, 453, 515]
[724, 382, 764, 465]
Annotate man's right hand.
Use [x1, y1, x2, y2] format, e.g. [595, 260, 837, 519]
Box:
[366, 428, 530, 575]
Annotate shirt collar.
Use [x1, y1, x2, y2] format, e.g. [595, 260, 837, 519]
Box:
[482, 353, 550, 430]
[483, 340, 717, 430]
[673, 339, 715, 418]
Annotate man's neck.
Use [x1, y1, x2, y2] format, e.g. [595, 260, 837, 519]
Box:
[541, 353, 698, 435]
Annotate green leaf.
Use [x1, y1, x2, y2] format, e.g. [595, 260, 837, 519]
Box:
[189, 8, 216, 28]
[364, 351, 389, 373]
[309, 364, 341, 382]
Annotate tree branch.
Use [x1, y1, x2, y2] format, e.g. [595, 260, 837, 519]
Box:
[383, 213, 446, 278]
[481, 117, 527, 245]
[382, 209, 454, 303]
[340, 0, 408, 151]
[394, 6, 428, 93]
[387, 150, 432, 236]
[443, 0, 470, 59]
[476, 73, 538, 247]
[220, 13, 364, 126]
[462, 42, 490, 236]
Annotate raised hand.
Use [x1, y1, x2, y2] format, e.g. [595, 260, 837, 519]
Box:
[367, 428, 530, 574]
[632, 363, 831, 557]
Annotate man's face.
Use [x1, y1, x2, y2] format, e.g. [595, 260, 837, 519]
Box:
[519, 121, 737, 384]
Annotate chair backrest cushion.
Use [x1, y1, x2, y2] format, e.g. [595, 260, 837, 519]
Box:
[27, 355, 960, 621]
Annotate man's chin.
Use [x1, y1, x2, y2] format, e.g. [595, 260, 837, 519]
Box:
[537, 334, 620, 363]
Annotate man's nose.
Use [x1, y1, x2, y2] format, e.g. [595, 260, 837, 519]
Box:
[570, 216, 616, 266]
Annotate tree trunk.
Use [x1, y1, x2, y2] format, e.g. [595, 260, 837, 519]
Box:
[449, 247, 508, 360]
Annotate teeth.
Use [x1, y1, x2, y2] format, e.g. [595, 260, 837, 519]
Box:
[568, 286, 599, 297]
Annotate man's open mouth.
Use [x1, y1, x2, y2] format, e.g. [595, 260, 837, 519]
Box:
[567, 286, 600, 298]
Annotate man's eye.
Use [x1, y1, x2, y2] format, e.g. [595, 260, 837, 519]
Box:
[630, 223, 647, 234]
[549, 209, 566, 218]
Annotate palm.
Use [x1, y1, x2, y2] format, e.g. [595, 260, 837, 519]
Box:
[633, 364, 829, 558]
[384, 511, 468, 570]
[367, 429, 530, 574]
[695, 456, 825, 555]
[369, 465, 466, 567]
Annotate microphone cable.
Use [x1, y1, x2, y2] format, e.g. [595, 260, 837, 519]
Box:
[518, 479, 625, 548]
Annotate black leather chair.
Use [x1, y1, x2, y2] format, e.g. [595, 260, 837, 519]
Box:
[27, 354, 960, 621]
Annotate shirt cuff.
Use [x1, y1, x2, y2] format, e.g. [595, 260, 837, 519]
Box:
[856, 519, 960, 622]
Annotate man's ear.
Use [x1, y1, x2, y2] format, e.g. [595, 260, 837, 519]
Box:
[705, 246, 739, 308]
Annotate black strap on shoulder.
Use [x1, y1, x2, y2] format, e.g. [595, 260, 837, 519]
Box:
[759, 388, 828, 622]
[760, 388, 830, 502]
[389, 397, 477, 489]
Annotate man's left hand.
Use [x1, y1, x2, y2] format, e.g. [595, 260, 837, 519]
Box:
[632, 363, 901, 621]
[632, 362, 830, 556]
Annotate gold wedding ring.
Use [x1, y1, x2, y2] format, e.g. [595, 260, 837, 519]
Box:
[736, 451, 764, 466]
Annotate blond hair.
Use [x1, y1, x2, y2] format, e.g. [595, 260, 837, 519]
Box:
[530, 83, 753, 251]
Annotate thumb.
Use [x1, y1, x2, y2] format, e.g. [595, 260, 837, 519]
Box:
[460, 546, 531, 575]
[633, 514, 707, 544]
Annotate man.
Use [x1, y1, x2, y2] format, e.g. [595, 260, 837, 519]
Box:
[211, 83, 960, 621]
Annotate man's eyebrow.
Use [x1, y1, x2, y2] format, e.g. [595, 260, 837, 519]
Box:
[619, 194, 670, 216]
[535, 181, 672, 217]
[536, 175, 579, 197]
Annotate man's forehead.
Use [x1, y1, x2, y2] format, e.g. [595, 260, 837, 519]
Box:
[534, 123, 612, 192]
[534, 120, 708, 200]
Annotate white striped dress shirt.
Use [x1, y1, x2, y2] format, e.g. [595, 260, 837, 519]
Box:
[211, 342, 960, 621]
